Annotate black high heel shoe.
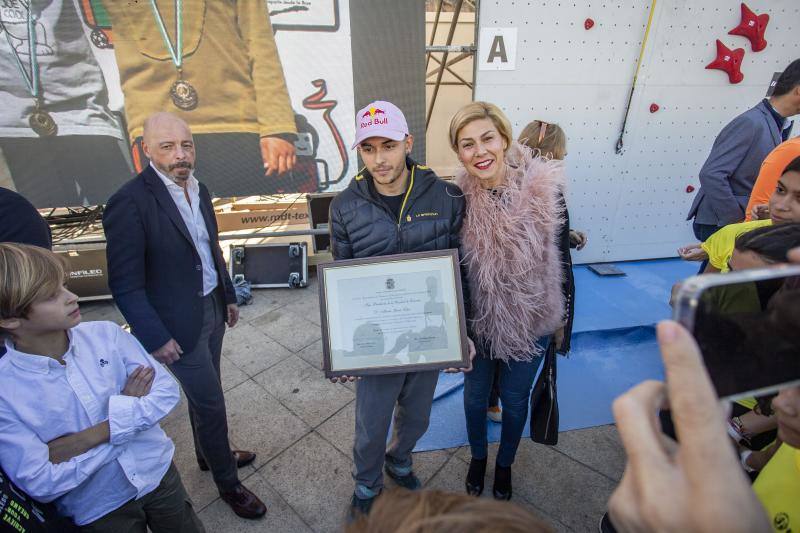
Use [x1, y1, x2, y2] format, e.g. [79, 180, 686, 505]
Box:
[493, 464, 512, 500]
[465, 457, 487, 496]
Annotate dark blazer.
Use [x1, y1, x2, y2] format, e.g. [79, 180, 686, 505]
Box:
[102, 166, 236, 354]
[687, 101, 782, 226]
[0, 187, 51, 249]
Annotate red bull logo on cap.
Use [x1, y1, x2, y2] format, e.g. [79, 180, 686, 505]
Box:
[360, 106, 388, 128]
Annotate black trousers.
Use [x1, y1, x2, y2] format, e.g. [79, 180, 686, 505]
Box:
[168, 291, 238, 490]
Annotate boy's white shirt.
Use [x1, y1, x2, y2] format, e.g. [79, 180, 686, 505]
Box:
[0, 321, 179, 526]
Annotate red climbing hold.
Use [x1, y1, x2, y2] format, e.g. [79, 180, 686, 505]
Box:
[729, 3, 769, 52]
[584, 18, 594, 30]
[686, 185, 696, 193]
[705, 40, 745, 84]
[649, 103, 659, 113]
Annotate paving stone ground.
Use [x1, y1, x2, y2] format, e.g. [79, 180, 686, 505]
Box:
[81, 271, 625, 532]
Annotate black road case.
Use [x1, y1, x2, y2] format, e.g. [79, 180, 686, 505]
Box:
[229, 242, 308, 288]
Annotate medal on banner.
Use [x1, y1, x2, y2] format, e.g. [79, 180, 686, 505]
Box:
[0, 4, 59, 137]
[79, 0, 114, 49]
[170, 71, 198, 110]
[151, 0, 198, 110]
[30, 104, 58, 137]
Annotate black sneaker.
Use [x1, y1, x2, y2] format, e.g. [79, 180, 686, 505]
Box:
[348, 493, 375, 522]
[385, 465, 422, 490]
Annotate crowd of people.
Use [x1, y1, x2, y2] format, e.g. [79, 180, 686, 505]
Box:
[0, 57, 798, 533]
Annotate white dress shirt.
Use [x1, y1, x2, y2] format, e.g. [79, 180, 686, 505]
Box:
[152, 163, 219, 296]
[0, 321, 179, 526]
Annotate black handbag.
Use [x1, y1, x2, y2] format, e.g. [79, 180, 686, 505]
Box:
[529, 340, 559, 445]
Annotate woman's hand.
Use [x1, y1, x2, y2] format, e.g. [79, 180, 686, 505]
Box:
[569, 230, 588, 250]
[444, 337, 476, 373]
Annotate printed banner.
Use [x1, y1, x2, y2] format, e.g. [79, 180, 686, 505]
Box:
[0, 0, 418, 207]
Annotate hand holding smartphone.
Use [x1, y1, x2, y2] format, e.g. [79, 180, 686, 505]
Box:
[672, 265, 800, 401]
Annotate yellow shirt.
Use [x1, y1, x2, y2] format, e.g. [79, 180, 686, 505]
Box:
[105, 0, 297, 140]
[736, 397, 758, 410]
[753, 444, 800, 532]
[701, 219, 772, 272]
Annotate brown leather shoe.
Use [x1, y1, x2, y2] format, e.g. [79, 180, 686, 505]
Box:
[198, 450, 257, 471]
[219, 484, 267, 519]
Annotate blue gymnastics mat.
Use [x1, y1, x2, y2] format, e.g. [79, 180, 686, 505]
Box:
[414, 258, 698, 452]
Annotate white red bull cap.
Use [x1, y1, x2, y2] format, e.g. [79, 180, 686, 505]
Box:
[351, 100, 409, 149]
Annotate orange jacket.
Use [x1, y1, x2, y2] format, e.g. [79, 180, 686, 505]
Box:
[745, 138, 800, 220]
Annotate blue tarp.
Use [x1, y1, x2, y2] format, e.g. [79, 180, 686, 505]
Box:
[414, 258, 698, 452]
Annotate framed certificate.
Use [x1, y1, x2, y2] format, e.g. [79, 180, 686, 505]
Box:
[318, 249, 469, 378]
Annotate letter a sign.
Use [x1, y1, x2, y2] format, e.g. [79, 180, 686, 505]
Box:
[479, 28, 517, 71]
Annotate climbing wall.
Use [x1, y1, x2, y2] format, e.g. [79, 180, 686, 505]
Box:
[474, 0, 800, 263]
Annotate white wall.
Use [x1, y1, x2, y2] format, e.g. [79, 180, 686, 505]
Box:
[475, 0, 800, 263]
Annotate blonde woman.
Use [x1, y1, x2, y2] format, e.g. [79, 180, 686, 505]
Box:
[450, 102, 568, 500]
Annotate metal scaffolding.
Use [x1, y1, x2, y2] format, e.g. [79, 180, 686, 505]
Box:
[424, 0, 479, 130]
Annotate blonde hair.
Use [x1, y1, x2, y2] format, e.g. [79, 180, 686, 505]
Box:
[346, 489, 553, 533]
[519, 120, 567, 160]
[448, 101, 513, 152]
[0, 243, 67, 334]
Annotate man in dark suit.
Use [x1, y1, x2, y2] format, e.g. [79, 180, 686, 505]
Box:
[103, 112, 266, 520]
[687, 59, 800, 242]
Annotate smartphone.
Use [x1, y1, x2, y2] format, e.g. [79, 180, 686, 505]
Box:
[673, 264, 800, 402]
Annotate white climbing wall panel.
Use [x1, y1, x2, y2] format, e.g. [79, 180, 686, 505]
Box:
[475, 0, 800, 263]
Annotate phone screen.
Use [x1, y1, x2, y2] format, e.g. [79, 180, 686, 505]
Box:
[691, 274, 800, 400]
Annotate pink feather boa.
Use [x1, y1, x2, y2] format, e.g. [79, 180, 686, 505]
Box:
[456, 141, 566, 362]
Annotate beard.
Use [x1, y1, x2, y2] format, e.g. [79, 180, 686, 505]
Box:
[157, 160, 193, 182]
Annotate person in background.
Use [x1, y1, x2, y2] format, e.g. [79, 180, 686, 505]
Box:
[701, 225, 800, 475]
[607, 246, 800, 533]
[0, 243, 202, 532]
[686, 59, 800, 242]
[678, 155, 800, 273]
[745, 137, 800, 221]
[484, 119, 586, 423]
[450, 102, 567, 500]
[518, 119, 587, 353]
[0, 187, 51, 249]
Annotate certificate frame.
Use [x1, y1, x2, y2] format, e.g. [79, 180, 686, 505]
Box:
[318, 249, 469, 378]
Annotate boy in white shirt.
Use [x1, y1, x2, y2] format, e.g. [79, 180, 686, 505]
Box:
[0, 243, 204, 532]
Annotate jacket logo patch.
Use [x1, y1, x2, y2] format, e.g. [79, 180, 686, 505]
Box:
[415, 212, 439, 218]
[99, 358, 109, 368]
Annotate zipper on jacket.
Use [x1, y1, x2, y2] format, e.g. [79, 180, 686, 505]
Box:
[397, 165, 416, 227]
[395, 165, 416, 250]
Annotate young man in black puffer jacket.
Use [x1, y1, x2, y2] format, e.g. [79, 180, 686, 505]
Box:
[329, 100, 473, 518]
